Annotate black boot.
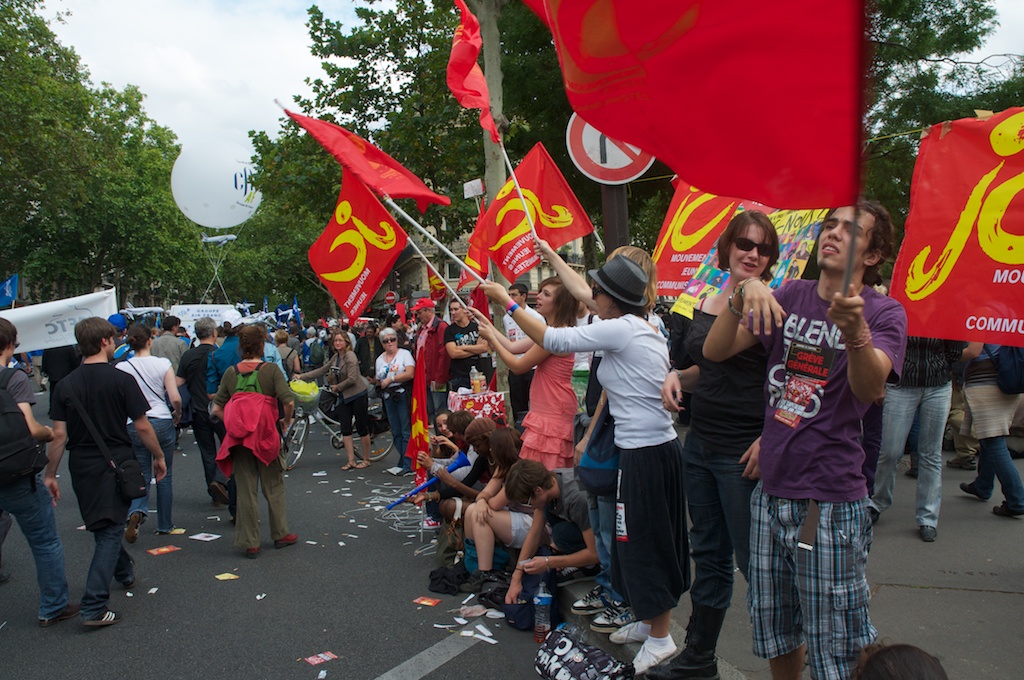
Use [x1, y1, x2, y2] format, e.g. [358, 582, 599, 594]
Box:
[646, 604, 727, 680]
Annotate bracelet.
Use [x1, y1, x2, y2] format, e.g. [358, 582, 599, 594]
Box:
[727, 291, 744, 317]
[545, 556, 550, 568]
[506, 301, 520, 315]
[844, 324, 873, 352]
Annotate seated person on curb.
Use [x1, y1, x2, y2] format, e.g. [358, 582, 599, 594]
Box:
[414, 415, 495, 524]
[502, 460, 598, 603]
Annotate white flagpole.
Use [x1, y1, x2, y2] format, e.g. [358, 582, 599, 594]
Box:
[498, 143, 539, 242]
[382, 196, 487, 287]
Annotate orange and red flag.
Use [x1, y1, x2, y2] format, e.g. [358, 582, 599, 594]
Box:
[529, 0, 864, 209]
[428, 269, 448, 301]
[457, 198, 490, 290]
[409, 347, 431, 484]
[286, 109, 450, 213]
[891, 108, 1024, 346]
[308, 169, 408, 320]
[447, 0, 500, 144]
[479, 143, 594, 282]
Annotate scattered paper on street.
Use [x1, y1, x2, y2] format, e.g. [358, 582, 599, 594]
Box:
[146, 545, 181, 556]
[189, 533, 221, 542]
[215, 573, 240, 581]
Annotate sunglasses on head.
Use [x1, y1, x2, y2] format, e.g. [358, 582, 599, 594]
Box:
[734, 237, 772, 257]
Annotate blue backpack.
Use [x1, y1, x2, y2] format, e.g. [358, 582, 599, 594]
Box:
[986, 346, 1024, 395]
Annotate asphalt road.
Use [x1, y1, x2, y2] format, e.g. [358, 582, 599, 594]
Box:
[0, 399, 541, 680]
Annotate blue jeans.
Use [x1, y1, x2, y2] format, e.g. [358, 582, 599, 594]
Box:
[682, 431, 757, 610]
[384, 391, 411, 470]
[0, 474, 70, 619]
[127, 418, 177, 532]
[870, 383, 950, 527]
[588, 494, 623, 602]
[82, 520, 134, 620]
[973, 436, 1024, 512]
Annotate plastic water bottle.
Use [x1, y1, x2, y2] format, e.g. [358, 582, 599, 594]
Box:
[533, 580, 553, 643]
[557, 622, 586, 643]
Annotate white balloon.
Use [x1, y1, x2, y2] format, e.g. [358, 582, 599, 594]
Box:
[171, 142, 262, 229]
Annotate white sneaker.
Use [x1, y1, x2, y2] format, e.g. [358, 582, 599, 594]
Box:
[632, 637, 678, 675]
[609, 620, 649, 644]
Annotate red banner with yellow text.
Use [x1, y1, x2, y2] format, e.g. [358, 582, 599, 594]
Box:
[479, 143, 594, 281]
[891, 108, 1024, 346]
[409, 347, 430, 482]
[308, 170, 408, 320]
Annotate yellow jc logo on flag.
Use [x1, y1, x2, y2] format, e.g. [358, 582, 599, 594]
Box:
[320, 200, 400, 283]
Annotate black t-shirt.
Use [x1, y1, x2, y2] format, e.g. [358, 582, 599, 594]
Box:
[42, 345, 81, 384]
[444, 320, 483, 381]
[684, 309, 767, 456]
[51, 363, 150, 451]
[178, 343, 216, 409]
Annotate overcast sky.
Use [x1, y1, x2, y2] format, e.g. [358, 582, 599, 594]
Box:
[49, 0, 1024, 157]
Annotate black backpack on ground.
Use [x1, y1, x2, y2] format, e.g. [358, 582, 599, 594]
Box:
[0, 368, 47, 487]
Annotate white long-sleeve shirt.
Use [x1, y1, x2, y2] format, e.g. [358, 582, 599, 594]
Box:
[544, 315, 676, 449]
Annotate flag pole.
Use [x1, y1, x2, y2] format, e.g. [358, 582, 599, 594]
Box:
[382, 196, 487, 287]
[498, 143, 540, 241]
[404, 236, 471, 308]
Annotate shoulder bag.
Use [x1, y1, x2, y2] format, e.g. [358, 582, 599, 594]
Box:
[65, 384, 147, 500]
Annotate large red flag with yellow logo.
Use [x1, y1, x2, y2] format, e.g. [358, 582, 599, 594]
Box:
[891, 108, 1024, 346]
[479, 143, 594, 281]
[523, 0, 864, 209]
[308, 169, 408, 320]
[447, 0, 500, 144]
[286, 109, 450, 214]
[428, 269, 448, 301]
[457, 199, 490, 290]
[409, 347, 431, 484]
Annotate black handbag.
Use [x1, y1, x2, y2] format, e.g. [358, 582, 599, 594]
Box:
[66, 386, 148, 501]
[577, 400, 618, 497]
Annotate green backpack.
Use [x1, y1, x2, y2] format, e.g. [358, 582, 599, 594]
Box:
[234, 362, 265, 394]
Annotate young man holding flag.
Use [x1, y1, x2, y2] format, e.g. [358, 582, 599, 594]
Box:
[700, 203, 906, 680]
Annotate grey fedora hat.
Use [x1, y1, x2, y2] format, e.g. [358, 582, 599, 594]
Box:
[589, 256, 648, 307]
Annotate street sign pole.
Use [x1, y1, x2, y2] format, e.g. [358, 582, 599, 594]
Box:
[602, 185, 629, 252]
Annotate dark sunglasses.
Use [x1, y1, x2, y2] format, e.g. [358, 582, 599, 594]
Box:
[734, 237, 772, 257]
[591, 285, 606, 298]
[381, 337, 397, 344]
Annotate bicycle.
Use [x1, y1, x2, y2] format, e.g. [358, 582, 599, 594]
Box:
[283, 385, 393, 470]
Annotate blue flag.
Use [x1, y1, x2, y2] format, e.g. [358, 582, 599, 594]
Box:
[0, 274, 17, 307]
[262, 295, 269, 314]
[292, 295, 300, 324]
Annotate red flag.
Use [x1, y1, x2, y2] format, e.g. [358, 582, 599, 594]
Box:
[286, 109, 450, 213]
[447, 0, 500, 144]
[469, 284, 491, 319]
[479, 143, 594, 281]
[428, 269, 448, 301]
[409, 347, 431, 482]
[308, 170, 409, 320]
[537, 0, 864, 209]
[457, 199, 490, 290]
[891, 108, 1024, 346]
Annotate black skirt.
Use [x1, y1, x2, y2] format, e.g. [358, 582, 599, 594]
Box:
[610, 437, 689, 620]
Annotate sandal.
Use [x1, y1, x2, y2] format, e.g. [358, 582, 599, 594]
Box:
[354, 461, 369, 469]
[341, 463, 355, 471]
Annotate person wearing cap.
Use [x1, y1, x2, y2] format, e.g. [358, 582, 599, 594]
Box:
[412, 298, 451, 421]
[107, 314, 132, 363]
[479, 252, 687, 675]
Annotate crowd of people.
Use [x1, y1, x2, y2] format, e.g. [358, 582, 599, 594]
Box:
[3, 198, 1022, 680]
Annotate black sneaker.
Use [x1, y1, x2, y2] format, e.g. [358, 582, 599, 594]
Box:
[571, 585, 606, 615]
[459, 569, 495, 594]
[82, 609, 121, 628]
[556, 564, 600, 587]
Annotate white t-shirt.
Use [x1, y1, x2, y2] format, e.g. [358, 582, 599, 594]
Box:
[375, 348, 416, 396]
[544, 315, 675, 449]
[116, 356, 173, 421]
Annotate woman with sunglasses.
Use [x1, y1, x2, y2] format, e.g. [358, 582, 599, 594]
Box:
[652, 210, 779, 680]
[374, 327, 415, 474]
[471, 277, 579, 470]
[479, 252, 686, 676]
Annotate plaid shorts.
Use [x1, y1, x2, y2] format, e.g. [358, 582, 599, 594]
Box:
[748, 483, 876, 680]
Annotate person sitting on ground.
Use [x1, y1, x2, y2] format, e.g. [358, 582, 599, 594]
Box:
[415, 415, 496, 525]
[500, 459, 598, 604]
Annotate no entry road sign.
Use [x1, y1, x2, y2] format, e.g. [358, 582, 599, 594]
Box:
[566, 113, 656, 185]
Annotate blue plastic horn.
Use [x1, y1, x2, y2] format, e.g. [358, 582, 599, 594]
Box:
[385, 451, 470, 510]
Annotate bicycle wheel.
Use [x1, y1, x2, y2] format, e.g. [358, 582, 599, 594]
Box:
[285, 417, 308, 470]
[366, 428, 394, 462]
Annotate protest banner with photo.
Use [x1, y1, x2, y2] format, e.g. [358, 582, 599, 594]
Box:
[891, 108, 1024, 346]
[308, 169, 408, 320]
[669, 208, 828, 318]
[0, 289, 118, 353]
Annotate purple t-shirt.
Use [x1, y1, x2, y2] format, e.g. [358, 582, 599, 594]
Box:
[759, 280, 907, 502]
